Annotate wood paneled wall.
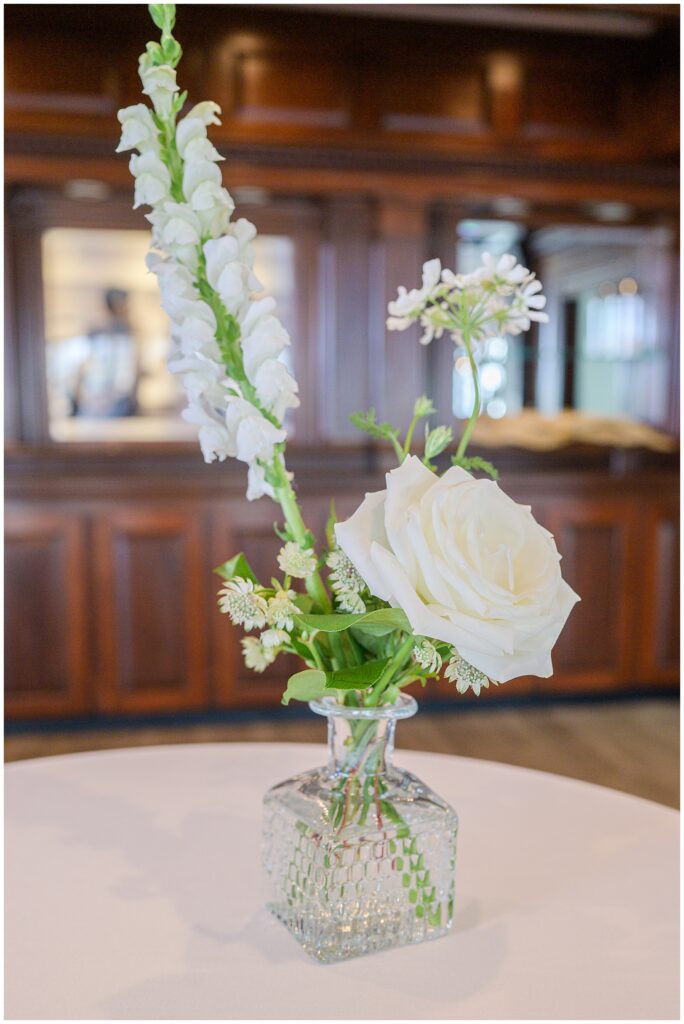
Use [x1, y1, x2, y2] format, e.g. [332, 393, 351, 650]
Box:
[4, 5, 679, 720]
[5, 451, 679, 719]
[5, 5, 678, 166]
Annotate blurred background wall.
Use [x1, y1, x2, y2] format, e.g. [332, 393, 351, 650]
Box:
[4, 3, 679, 725]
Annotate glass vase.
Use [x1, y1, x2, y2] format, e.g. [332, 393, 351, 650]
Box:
[262, 693, 458, 963]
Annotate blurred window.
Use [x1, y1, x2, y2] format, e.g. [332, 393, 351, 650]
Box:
[447, 218, 674, 430]
[42, 227, 298, 442]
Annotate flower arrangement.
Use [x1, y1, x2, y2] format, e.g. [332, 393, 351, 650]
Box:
[119, 4, 579, 712]
[118, 4, 582, 962]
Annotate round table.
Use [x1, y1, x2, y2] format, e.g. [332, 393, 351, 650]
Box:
[5, 743, 679, 1020]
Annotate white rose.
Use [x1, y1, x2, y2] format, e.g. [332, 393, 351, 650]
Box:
[335, 455, 579, 683]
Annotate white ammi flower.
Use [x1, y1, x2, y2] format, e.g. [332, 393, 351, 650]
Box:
[335, 455, 579, 683]
[387, 258, 442, 328]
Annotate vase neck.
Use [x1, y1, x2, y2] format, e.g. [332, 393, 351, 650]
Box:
[309, 693, 418, 778]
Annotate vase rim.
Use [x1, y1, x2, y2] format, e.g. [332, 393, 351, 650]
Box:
[309, 692, 418, 721]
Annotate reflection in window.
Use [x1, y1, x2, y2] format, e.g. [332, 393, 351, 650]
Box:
[452, 220, 525, 421]
[42, 227, 297, 442]
[450, 220, 673, 431]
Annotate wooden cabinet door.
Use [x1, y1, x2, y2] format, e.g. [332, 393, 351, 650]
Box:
[634, 497, 680, 685]
[5, 506, 90, 717]
[545, 498, 639, 691]
[92, 506, 209, 713]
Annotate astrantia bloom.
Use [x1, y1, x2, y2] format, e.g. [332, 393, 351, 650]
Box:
[218, 577, 268, 630]
[267, 590, 298, 631]
[278, 542, 317, 579]
[412, 639, 442, 674]
[241, 636, 275, 672]
[445, 653, 493, 696]
[260, 627, 290, 649]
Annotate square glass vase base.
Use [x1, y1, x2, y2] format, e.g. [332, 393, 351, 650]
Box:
[261, 695, 459, 964]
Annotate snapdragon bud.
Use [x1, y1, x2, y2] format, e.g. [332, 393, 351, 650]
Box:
[424, 424, 454, 461]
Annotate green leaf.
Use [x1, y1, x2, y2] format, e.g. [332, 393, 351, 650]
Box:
[213, 552, 258, 584]
[349, 409, 399, 444]
[424, 424, 454, 461]
[326, 659, 388, 690]
[281, 669, 328, 706]
[295, 608, 411, 637]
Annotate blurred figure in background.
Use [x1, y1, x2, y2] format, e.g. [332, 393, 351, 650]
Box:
[71, 288, 140, 418]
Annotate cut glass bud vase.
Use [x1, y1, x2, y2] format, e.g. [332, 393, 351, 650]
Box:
[262, 693, 459, 963]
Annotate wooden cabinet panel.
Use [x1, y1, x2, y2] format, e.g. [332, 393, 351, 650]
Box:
[5, 507, 90, 717]
[92, 508, 208, 712]
[636, 499, 680, 684]
[545, 499, 637, 690]
[375, 62, 487, 137]
[230, 50, 351, 130]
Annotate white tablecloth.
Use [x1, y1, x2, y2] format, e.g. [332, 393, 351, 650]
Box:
[5, 743, 679, 1020]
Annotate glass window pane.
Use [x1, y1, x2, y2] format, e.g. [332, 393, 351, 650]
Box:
[42, 227, 298, 442]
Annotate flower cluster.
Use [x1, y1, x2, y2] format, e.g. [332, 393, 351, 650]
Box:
[117, 41, 298, 500]
[387, 253, 549, 347]
[219, 577, 299, 672]
[326, 547, 367, 613]
[125, 6, 578, 713]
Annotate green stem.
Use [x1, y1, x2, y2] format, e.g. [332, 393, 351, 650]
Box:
[454, 329, 480, 462]
[365, 635, 415, 707]
[402, 413, 419, 460]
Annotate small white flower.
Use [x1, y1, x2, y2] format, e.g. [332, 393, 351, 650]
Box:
[278, 541, 317, 579]
[241, 636, 275, 672]
[267, 590, 298, 630]
[336, 590, 366, 613]
[116, 104, 159, 153]
[186, 101, 222, 126]
[260, 627, 290, 650]
[387, 258, 442, 324]
[181, 403, 233, 463]
[246, 462, 274, 502]
[253, 359, 300, 423]
[412, 639, 442, 674]
[218, 577, 268, 630]
[224, 397, 286, 465]
[129, 152, 171, 209]
[445, 653, 494, 696]
[147, 199, 202, 253]
[327, 547, 365, 592]
[477, 252, 529, 292]
[139, 62, 178, 115]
